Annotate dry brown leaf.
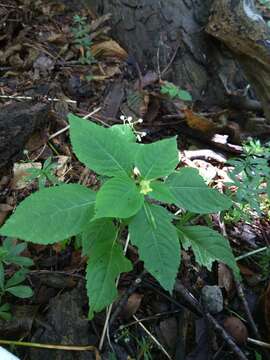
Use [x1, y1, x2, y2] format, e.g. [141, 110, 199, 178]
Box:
[223, 316, 248, 344]
[11, 162, 42, 190]
[121, 293, 143, 320]
[183, 109, 217, 133]
[218, 263, 234, 294]
[91, 40, 128, 60]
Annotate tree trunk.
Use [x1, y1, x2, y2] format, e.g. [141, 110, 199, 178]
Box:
[86, 0, 270, 121]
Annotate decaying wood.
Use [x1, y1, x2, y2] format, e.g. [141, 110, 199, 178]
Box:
[0, 101, 49, 173]
[207, 0, 270, 122]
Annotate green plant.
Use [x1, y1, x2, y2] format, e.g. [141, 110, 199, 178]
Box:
[0, 237, 34, 268]
[0, 303, 12, 320]
[0, 114, 239, 319]
[160, 81, 192, 101]
[0, 238, 34, 319]
[25, 157, 61, 189]
[0, 268, 33, 302]
[226, 139, 270, 220]
[71, 14, 95, 65]
[115, 328, 154, 359]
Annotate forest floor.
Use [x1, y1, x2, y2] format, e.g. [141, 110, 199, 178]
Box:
[0, 1, 270, 360]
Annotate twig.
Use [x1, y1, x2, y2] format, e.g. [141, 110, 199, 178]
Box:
[173, 281, 248, 360]
[235, 246, 268, 261]
[133, 315, 172, 360]
[0, 339, 100, 360]
[235, 281, 261, 340]
[218, 217, 262, 341]
[247, 338, 270, 349]
[161, 44, 180, 77]
[206, 314, 248, 360]
[48, 107, 102, 140]
[120, 310, 181, 329]
[0, 94, 76, 104]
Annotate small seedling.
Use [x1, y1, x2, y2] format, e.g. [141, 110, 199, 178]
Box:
[0, 238, 33, 319]
[25, 157, 61, 189]
[0, 115, 239, 319]
[226, 139, 270, 220]
[160, 81, 192, 101]
[71, 15, 95, 65]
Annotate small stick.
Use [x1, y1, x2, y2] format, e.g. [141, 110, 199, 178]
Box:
[161, 44, 180, 77]
[173, 281, 248, 360]
[49, 107, 102, 140]
[235, 281, 261, 340]
[133, 315, 172, 360]
[0, 339, 100, 359]
[0, 94, 76, 104]
[247, 338, 270, 349]
[218, 216, 262, 341]
[206, 314, 248, 360]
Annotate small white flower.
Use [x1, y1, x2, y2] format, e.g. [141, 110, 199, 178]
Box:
[133, 167, 141, 176]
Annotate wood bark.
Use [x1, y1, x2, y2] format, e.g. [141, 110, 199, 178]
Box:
[207, 0, 270, 122]
[86, 0, 270, 121]
[0, 101, 49, 174]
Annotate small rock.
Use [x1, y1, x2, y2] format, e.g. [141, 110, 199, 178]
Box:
[201, 285, 223, 314]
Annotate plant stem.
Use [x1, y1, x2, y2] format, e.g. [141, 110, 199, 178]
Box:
[235, 246, 268, 261]
[0, 339, 100, 357]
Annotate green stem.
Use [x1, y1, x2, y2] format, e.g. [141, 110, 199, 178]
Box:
[235, 246, 268, 261]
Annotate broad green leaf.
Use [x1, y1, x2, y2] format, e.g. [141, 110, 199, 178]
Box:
[6, 285, 33, 298]
[135, 137, 178, 180]
[267, 180, 270, 198]
[95, 175, 144, 219]
[0, 184, 96, 244]
[166, 168, 232, 213]
[178, 225, 240, 278]
[87, 239, 132, 319]
[129, 203, 180, 292]
[149, 180, 175, 204]
[81, 219, 117, 256]
[69, 114, 135, 177]
[109, 124, 137, 143]
[6, 256, 34, 267]
[6, 269, 28, 288]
